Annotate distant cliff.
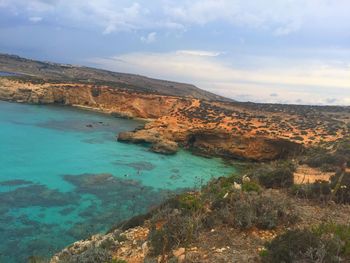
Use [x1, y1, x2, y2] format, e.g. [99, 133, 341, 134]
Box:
[0, 53, 229, 101]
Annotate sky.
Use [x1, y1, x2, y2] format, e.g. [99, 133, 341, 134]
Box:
[0, 0, 349, 105]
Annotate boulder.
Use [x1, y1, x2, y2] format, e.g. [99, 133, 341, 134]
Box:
[150, 140, 178, 155]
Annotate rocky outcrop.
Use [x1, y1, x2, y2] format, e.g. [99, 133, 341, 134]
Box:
[118, 128, 302, 161]
[118, 130, 178, 155]
[50, 226, 150, 263]
[184, 130, 302, 161]
[0, 79, 191, 119]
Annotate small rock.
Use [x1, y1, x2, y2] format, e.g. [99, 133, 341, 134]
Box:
[173, 247, 185, 258]
[215, 247, 226, 253]
[142, 241, 149, 255]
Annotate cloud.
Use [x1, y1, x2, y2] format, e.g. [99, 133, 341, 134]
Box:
[141, 32, 157, 43]
[1, 0, 349, 36]
[29, 16, 42, 23]
[90, 50, 350, 105]
[176, 50, 222, 57]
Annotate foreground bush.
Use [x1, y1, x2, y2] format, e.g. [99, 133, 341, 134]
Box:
[261, 224, 350, 263]
[330, 171, 350, 203]
[148, 208, 203, 255]
[212, 190, 297, 230]
[292, 171, 350, 204]
[148, 187, 298, 255]
[249, 161, 296, 188]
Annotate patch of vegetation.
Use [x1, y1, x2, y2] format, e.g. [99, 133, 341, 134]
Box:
[212, 190, 297, 230]
[241, 181, 262, 193]
[301, 137, 350, 172]
[330, 171, 350, 204]
[61, 247, 112, 263]
[147, 175, 298, 256]
[148, 209, 203, 255]
[178, 193, 203, 212]
[291, 171, 350, 204]
[248, 161, 296, 188]
[261, 223, 350, 263]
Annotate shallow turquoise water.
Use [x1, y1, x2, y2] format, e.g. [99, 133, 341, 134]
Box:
[0, 101, 235, 262]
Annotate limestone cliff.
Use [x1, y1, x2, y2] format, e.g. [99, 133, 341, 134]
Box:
[1, 78, 349, 161]
[0, 78, 190, 119]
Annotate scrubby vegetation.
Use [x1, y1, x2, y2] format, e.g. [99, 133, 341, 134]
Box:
[247, 161, 296, 188]
[301, 137, 350, 172]
[147, 173, 298, 256]
[262, 223, 350, 263]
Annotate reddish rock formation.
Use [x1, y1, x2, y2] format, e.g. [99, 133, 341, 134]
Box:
[1, 78, 348, 161]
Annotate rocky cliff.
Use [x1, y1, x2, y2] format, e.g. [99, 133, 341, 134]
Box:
[0, 78, 190, 119]
[1, 77, 349, 161]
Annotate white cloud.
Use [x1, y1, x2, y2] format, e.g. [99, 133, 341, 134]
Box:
[1, 0, 349, 35]
[91, 50, 350, 105]
[29, 16, 42, 23]
[176, 50, 222, 57]
[141, 32, 157, 43]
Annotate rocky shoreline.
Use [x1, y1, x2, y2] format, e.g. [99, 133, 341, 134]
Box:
[1, 77, 348, 161]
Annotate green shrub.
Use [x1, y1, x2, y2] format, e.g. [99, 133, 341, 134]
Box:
[251, 161, 295, 188]
[330, 172, 350, 203]
[62, 247, 112, 263]
[242, 181, 261, 193]
[204, 174, 242, 199]
[313, 223, 350, 257]
[148, 211, 203, 255]
[303, 147, 336, 168]
[214, 190, 297, 230]
[302, 137, 350, 171]
[178, 193, 203, 212]
[262, 224, 350, 263]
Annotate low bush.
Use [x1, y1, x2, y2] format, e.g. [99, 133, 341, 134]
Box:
[242, 181, 262, 193]
[302, 137, 350, 171]
[178, 193, 203, 212]
[330, 171, 350, 203]
[213, 190, 297, 230]
[63, 247, 112, 263]
[148, 209, 203, 255]
[262, 224, 350, 263]
[291, 180, 332, 201]
[250, 161, 295, 188]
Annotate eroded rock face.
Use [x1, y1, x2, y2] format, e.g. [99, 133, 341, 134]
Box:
[0, 79, 191, 119]
[1, 78, 348, 161]
[118, 130, 178, 155]
[184, 130, 302, 161]
[119, 128, 302, 161]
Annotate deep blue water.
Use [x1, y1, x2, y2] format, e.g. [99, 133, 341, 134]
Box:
[0, 101, 236, 262]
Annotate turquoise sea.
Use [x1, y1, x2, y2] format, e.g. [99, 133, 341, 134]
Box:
[0, 100, 236, 262]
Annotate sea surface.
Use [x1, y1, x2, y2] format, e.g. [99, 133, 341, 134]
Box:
[0, 101, 236, 262]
